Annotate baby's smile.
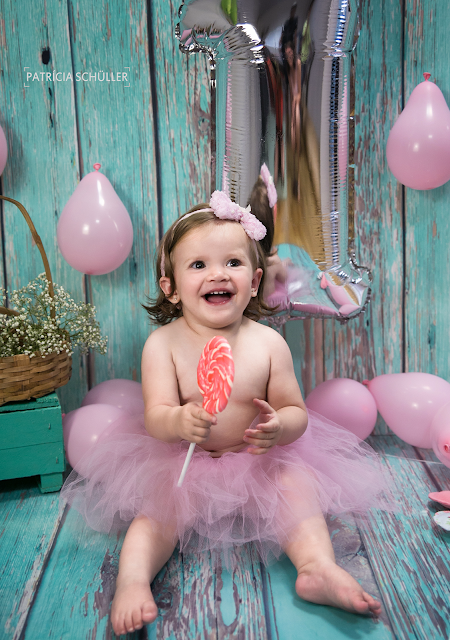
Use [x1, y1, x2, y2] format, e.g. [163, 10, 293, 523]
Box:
[203, 289, 234, 304]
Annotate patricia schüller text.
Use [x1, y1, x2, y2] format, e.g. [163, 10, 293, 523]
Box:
[23, 68, 130, 88]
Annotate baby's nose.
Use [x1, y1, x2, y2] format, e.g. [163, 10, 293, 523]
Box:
[207, 266, 230, 280]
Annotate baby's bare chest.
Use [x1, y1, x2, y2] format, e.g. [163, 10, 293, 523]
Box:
[174, 345, 270, 407]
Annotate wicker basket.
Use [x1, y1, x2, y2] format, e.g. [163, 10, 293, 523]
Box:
[0, 195, 72, 405]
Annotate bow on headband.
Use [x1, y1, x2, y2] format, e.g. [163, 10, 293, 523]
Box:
[260, 163, 277, 208]
[209, 191, 266, 241]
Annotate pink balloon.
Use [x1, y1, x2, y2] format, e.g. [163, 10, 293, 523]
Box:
[97, 413, 147, 445]
[367, 373, 450, 448]
[63, 404, 129, 471]
[430, 403, 450, 468]
[386, 73, 450, 190]
[305, 378, 378, 440]
[0, 125, 8, 175]
[82, 378, 144, 415]
[57, 164, 133, 275]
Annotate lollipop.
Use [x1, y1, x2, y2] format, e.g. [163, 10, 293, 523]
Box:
[197, 336, 234, 412]
[177, 336, 234, 487]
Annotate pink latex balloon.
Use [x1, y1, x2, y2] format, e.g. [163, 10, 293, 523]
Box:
[97, 413, 147, 445]
[386, 73, 450, 190]
[81, 378, 144, 415]
[63, 404, 129, 471]
[57, 164, 133, 275]
[430, 403, 450, 468]
[367, 372, 450, 448]
[305, 378, 378, 440]
[0, 125, 7, 174]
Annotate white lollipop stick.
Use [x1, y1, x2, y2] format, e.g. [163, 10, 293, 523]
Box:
[177, 442, 195, 487]
[176, 336, 234, 488]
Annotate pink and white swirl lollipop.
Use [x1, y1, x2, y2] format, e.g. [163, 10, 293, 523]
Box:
[177, 336, 234, 487]
[197, 336, 234, 413]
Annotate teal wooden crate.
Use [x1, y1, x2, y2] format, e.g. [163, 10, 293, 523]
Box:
[0, 392, 65, 492]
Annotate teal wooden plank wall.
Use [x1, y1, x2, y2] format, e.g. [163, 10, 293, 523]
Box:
[0, 0, 448, 428]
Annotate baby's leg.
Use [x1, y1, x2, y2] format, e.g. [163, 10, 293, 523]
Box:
[284, 513, 381, 616]
[111, 515, 177, 635]
[279, 471, 381, 616]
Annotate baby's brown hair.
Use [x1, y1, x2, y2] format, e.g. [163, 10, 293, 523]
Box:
[143, 204, 277, 325]
[247, 177, 274, 257]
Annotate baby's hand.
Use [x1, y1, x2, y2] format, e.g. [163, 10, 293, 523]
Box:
[243, 398, 283, 455]
[178, 402, 217, 444]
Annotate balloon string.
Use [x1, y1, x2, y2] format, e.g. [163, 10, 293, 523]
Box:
[381, 453, 447, 467]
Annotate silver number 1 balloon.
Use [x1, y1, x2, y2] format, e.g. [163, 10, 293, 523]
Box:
[176, 0, 371, 322]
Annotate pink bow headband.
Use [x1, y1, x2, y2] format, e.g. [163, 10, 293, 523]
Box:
[260, 163, 277, 208]
[160, 191, 266, 277]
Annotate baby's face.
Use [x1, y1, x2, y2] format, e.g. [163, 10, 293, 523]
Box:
[168, 221, 262, 330]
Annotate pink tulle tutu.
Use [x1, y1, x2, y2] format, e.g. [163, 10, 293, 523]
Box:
[61, 410, 394, 565]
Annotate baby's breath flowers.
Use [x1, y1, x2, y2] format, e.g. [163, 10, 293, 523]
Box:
[0, 273, 108, 358]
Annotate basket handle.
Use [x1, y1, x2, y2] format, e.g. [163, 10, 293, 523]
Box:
[0, 195, 55, 319]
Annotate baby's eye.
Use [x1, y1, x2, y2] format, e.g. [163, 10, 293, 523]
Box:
[227, 258, 241, 267]
[190, 260, 205, 269]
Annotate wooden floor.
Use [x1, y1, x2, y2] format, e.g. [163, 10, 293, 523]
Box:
[1, 435, 449, 640]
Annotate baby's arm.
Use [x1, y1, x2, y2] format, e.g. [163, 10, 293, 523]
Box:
[141, 328, 216, 444]
[244, 330, 307, 454]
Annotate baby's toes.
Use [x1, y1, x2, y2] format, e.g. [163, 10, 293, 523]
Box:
[111, 612, 126, 636]
[142, 599, 158, 624]
[365, 594, 381, 615]
[125, 610, 138, 633]
[131, 605, 144, 631]
[354, 592, 380, 616]
[352, 596, 370, 615]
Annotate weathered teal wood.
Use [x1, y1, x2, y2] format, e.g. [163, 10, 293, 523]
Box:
[0, 0, 87, 413]
[149, 545, 270, 639]
[321, 0, 404, 435]
[67, 0, 159, 387]
[412, 448, 450, 505]
[404, 1, 450, 381]
[152, 0, 211, 228]
[359, 435, 450, 639]
[285, 319, 324, 398]
[22, 503, 137, 640]
[0, 477, 63, 640]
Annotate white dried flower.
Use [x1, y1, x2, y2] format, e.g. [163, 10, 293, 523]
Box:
[0, 274, 108, 358]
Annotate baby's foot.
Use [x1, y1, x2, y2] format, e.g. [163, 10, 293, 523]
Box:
[111, 578, 158, 635]
[295, 560, 381, 616]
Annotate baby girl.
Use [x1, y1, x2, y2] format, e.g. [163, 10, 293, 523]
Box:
[62, 192, 390, 635]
